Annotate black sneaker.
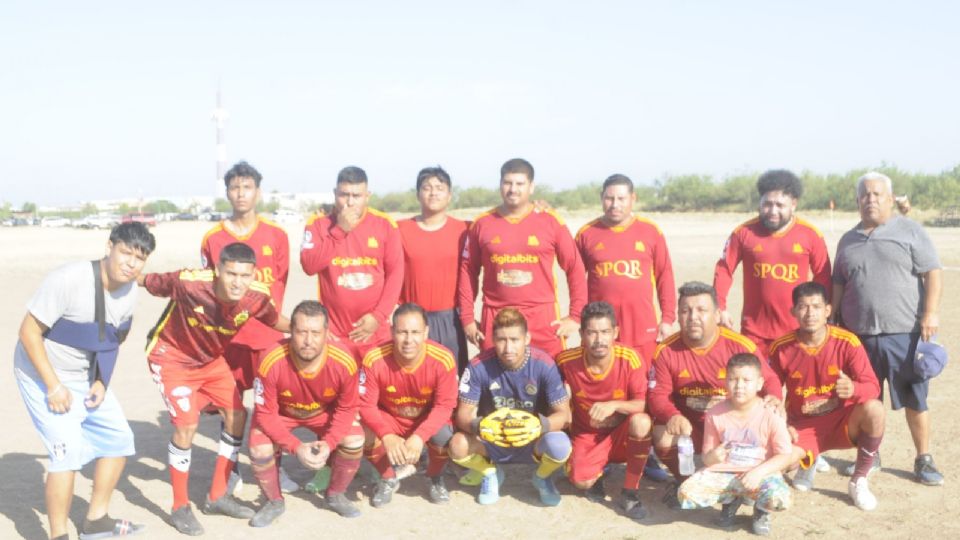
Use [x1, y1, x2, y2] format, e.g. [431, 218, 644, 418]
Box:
[201, 493, 255, 519]
[326, 492, 361, 518]
[249, 499, 285, 528]
[170, 505, 204, 536]
[662, 482, 681, 509]
[751, 508, 771, 536]
[715, 500, 742, 529]
[371, 477, 400, 507]
[619, 489, 648, 521]
[915, 454, 945, 486]
[585, 477, 606, 503]
[428, 476, 450, 504]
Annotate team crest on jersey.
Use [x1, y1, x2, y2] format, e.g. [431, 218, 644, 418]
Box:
[323, 388, 336, 397]
[527, 235, 540, 246]
[718, 368, 727, 379]
[525, 383, 538, 395]
[187, 317, 199, 327]
[234, 310, 250, 326]
[827, 365, 839, 376]
[790, 371, 803, 379]
[420, 386, 433, 395]
[679, 369, 691, 379]
[281, 390, 292, 397]
[752, 244, 763, 253]
[263, 245, 273, 256]
[575, 390, 587, 398]
[594, 242, 605, 251]
[193, 305, 205, 314]
[490, 235, 502, 244]
[635, 241, 646, 252]
[613, 389, 625, 399]
[792, 243, 804, 254]
[386, 385, 397, 393]
[367, 237, 379, 248]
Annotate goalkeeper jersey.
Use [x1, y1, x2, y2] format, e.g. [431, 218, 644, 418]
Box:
[459, 346, 568, 417]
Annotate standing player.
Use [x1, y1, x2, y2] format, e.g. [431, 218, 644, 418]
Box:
[713, 169, 831, 359]
[200, 160, 293, 492]
[247, 301, 364, 526]
[449, 308, 572, 506]
[141, 243, 289, 535]
[832, 171, 943, 485]
[769, 282, 885, 510]
[360, 303, 458, 506]
[457, 158, 587, 359]
[558, 302, 654, 520]
[397, 166, 471, 371]
[15, 223, 155, 540]
[649, 282, 781, 502]
[575, 174, 676, 362]
[300, 165, 403, 357]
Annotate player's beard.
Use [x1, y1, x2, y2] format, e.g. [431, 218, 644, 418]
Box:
[760, 212, 792, 232]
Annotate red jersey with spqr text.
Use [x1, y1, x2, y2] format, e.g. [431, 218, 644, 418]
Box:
[201, 216, 289, 349]
[648, 328, 781, 427]
[359, 340, 458, 441]
[253, 342, 359, 452]
[576, 216, 677, 347]
[300, 208, 403, 339]
[558, 344, 647, 435]
[144, 269, 278, 367]
[713, 217, 831, 341]
[457, 207, 587, 325]
[769, 325, 880, 423]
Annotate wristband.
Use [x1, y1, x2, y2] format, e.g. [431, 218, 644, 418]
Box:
[46, 384, 64, 399]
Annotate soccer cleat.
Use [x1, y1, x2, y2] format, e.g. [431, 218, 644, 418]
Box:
[170, 505, 204, 536]
[915, 454, 945, 486]
[715, 499, 742, 529]
[371, 477, 400, 508]
[661, 482, 682, 509]
[279, 466, 299, 493]
[249, 499, 285, 528]
[619, 489, 648, 521]
[815, 454, 831, 473]
[842, 452, 880, 477]
[848, 477, 878, 511]
[326, 492, 361, 518]
[201, 493, 255, 519]
[428, 476, 450, 504]
[305, 466, 331, 494]
[644, 455, 671, 483]
[532, 474, 562, 507]
[792, 464, 816, 492]
[585, 477, 605, 503]
[478, 467, 504, 505]
[459, 468, 485, 486]
[751, 508, 772, 536]
[227, 470, 244, 497]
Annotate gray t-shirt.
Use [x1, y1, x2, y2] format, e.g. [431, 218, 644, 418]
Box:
[14, 261, 138, 382]
[833, 215, 941, 335]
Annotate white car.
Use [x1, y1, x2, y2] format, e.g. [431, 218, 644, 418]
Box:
[40, 216, 71, 228]
[75, 215, 120, 229]
[271, 210, 302, 224]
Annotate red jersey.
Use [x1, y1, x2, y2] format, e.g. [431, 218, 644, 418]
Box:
[648, 328, 781, 427]
[252, 342, 359, 452]
[769, 325, 880, 423]
[457, 206, 587, 326]
[299, 208, 403, 339]
[713, 217, 831, 341]
[557, 344, 647, 435]
[359, 340, 458, 441]
[398, 217, 470, 312]
[201, 216, 289, 349]
[576, 216, 677, 347]
[144, 269, 278, 367]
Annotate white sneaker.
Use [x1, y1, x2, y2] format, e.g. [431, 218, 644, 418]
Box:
[228, 470, 244, 496]
[792, 465, 816, 492]
[815, 455, 830, 473]
[848, 477, 877, 511]
[279, 467, 299, 493]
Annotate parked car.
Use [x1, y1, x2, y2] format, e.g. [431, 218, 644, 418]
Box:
[121, 212, 157, 227]
[40, 216, 71, 228]
[75, 214, 120, 229]
[271, 209, 302, 224]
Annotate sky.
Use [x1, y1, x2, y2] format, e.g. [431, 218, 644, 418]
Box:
[2, 1, 959, 206]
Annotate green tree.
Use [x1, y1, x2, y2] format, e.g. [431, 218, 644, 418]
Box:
[214, 198, 232, 213]
[145, 200, 179, 214]
[21, 201, 37, 214]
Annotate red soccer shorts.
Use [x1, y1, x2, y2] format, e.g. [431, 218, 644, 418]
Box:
[248, 411, 364, 448]
[568, 421, 632, 484]
[225, 318, 284, 391]
[148, 344, 242, 427]
[480, 302, 565, 359]
[365, 413, 451, 441]
[792, 405, 856, 463]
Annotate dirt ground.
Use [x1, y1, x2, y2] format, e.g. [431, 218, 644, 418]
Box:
[1, 210, 957, 539]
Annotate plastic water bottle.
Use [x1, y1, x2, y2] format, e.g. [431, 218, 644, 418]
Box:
[677, 435, 695, 476]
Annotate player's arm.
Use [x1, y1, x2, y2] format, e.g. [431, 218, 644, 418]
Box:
[322, 366, 361, 449]
[252, 370, 303, 454]
[353, 223, 403, 342]
[299, 216, 345, 276]
[542, 365, 571, 431]
[273, 229, 290, 303]
[19, 312, 72, 413]
[653, 232, 678, 337]
[412, 363, 459, 442]
[200, 239, 214, 270]
[543, 398, 571, 432]
[712, 231, 743, 327]
[357, 363, 392, 440]
[920, 268, 942, 341]
[457, 227, 484, 345]
[648, 355, 682, 425]
[554, 221, 588, 324]
[455, 400, 480, 435]
[139, 271, 178, 297]
[809, 234, 832, 298]
[591, 361, 648, 422]
[253, 297, 290, 334]
[700, 415, 726, 466]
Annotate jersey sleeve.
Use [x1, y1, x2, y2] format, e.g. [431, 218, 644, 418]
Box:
[358, 361, 392, 440]
[371, 222, 403, 325]
[844, 341, 880, 403]
[299, 215, 346, 276]
[253, 366, 303, 454]
[458, 361, 482, 405]
[457, 225, 482, 327]
[322, 363, 360, 448]
[200, 238, 214, 270]
[653, 232, 678, 325]
[143, 271, 180, 298]
[413, 362, 459, 441]
[809, 232, 832, 297]
[542, 362, 569, 406]
[759, 358, 783, 399]
[627, 362, 648, 401]
[273, 228, 290, 305]
[712, 230, 743, 311]
[26, 265, 76, 328]
[554, 218, 588, 321]
[911, 223, 942, 274]
[252, 294, 280, 328]
[648, 351, 681, 424]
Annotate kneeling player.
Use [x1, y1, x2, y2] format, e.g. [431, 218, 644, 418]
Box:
[247, 301, 364, 526]
[769, 282, 885, 511]
[558, 302, 653, 520]
[449, 308, 572, 506]
[360, 303, 458, 506]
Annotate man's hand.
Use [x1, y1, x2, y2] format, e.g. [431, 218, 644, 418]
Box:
[718, 310, 734, 329]
[46, 383, 72, 414]
[739, 468, 765, 491]
[588, 401, 618, 424]
[706, 443, 729, 465]
[550, 317, 579, 339]
[920, 312, 939, 342]
[349, 313, 380, 343]
[382, 434, 408, 466]
[296, 441, 330, 470]
[666, 414, 693, 436]
[464, 322, 484, 347]
[85, 380, 105, 409]
[657, 322, 673, 342]
[788, 426, 799, 444]
[835, 371, 855, 400]
[335, 206, 364, 233]
[402, 434, 424, 465]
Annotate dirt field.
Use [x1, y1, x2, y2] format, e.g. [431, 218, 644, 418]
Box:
[2, 211, 957, 539]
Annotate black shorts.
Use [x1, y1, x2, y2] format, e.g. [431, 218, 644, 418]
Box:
[426, 308, 469, 374]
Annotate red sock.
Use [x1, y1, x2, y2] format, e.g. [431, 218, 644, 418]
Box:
[623, 437, 652, 490]
[426, 443, 449, 478]
[852, 434, 883, 480]
[365, 442, 396, 479]
[209, 431, 242, 500]
[656, 446, 684, 481]
[328, 447, 362, 495]
[251, 454, 282, 501]
[168, 442, 192, 510]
